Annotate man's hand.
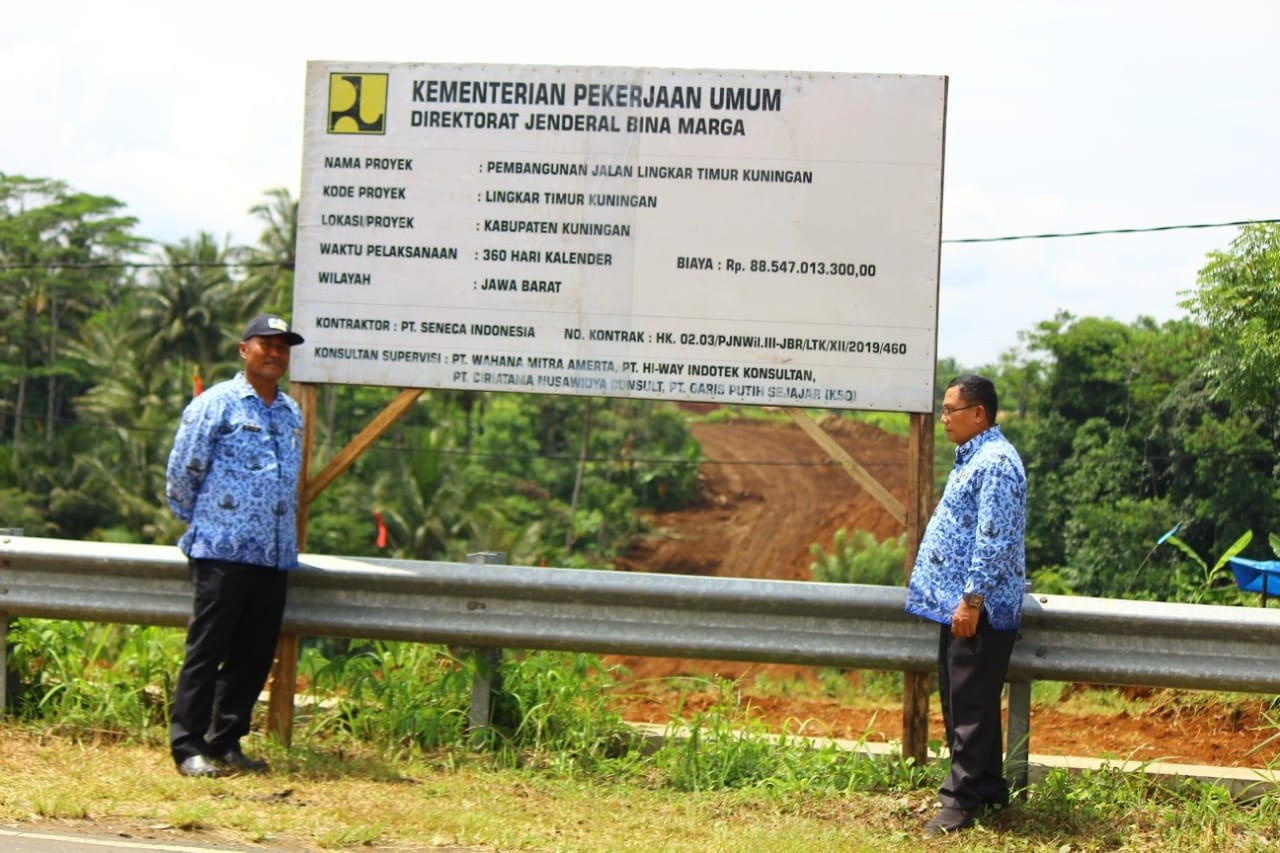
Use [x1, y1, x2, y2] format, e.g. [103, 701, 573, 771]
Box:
[951, 599, 981, 638]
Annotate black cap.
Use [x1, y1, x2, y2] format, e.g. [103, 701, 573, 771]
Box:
[241, 313, 304, 346]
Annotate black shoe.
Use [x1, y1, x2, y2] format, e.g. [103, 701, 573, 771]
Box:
[923, 806, 977, 836]
[176, 754, 223, 778]
[214, 747, 268, 772]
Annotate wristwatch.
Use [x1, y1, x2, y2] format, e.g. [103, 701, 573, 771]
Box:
[962, 592, 985, 608]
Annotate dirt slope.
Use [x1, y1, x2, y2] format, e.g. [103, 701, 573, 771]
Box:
[606, 411, 1278, 769]
[615, 410, 907, 580]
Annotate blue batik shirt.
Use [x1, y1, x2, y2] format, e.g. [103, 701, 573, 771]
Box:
[905, 424, 1026, 630]
[165, 372, 303, 570]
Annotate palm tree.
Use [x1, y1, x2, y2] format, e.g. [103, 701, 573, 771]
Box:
[68, 305, 190, 543]
[234, 187, 296, 315]
[135, 233, 240, 382]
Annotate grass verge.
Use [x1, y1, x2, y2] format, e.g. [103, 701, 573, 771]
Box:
[3, 724, 1280, 852]
[4, 630, 1280, 852]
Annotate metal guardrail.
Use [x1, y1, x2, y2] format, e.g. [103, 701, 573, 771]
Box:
[0, 537, 942, 669]
[4, 534, 1280, 784]
[6, 535, 1280, 690]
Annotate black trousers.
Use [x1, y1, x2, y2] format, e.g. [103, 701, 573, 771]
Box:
[936, 614, 1017, 810]
[170, 558, 288, 763]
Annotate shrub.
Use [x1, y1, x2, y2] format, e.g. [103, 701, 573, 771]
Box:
[809, 529, 907, 586]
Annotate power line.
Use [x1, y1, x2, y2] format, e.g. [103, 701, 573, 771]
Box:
[943, 218, 1280, 244]
[0, 259, 287, 271]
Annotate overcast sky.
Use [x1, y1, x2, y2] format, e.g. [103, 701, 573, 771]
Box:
[5, 0, 1277, 368]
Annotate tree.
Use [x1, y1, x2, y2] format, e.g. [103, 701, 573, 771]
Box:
[1171, 222, 1280, 562]
[1055, 418, 1174, 597]
[134, 232, 240, 383]
[1020, 311, 1138, 426]
[67, 304, 191, 543]
[1148, 367, 1279, 562]
[1180, 223, 1280, 414]
[0, 174, 141, 452]
[235, 187, 296, 316]
[995, 312, 1216, 589]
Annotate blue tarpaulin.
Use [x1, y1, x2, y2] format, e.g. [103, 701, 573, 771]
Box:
[1227, 557, 1280, 602]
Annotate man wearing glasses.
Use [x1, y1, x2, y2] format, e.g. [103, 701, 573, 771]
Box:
[906, 374, 1027, 836]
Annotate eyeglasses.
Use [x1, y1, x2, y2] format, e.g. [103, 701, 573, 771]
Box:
[940, 403, 981, 418]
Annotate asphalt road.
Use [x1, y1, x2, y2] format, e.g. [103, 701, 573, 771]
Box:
[0, 827, 485, 852]
[0, 828, 281, 852]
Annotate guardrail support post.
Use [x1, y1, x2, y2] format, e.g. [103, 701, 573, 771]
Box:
[1006, 679, 1031, 797]
[1005, 580, 1035, 797]
[0, 529, 23, 716]
[0, 613, 8, 716]
[463, 551, 508, 745]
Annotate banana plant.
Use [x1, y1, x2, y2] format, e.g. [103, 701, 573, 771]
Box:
[1160, 527, 1253, 603]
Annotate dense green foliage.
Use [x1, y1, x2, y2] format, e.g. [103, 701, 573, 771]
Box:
[810, 528, 908, 586]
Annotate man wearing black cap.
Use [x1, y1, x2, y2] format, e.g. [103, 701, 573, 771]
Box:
[165, 313, 306, 777]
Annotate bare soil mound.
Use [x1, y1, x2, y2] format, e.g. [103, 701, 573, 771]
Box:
[616, 410, 906, 581]
[607, 411, 1278, 769]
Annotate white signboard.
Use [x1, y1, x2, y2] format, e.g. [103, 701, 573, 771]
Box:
[292, 62, 946, 412]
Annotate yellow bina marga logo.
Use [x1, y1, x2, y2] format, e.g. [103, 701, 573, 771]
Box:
[328, 73, 387, 134]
